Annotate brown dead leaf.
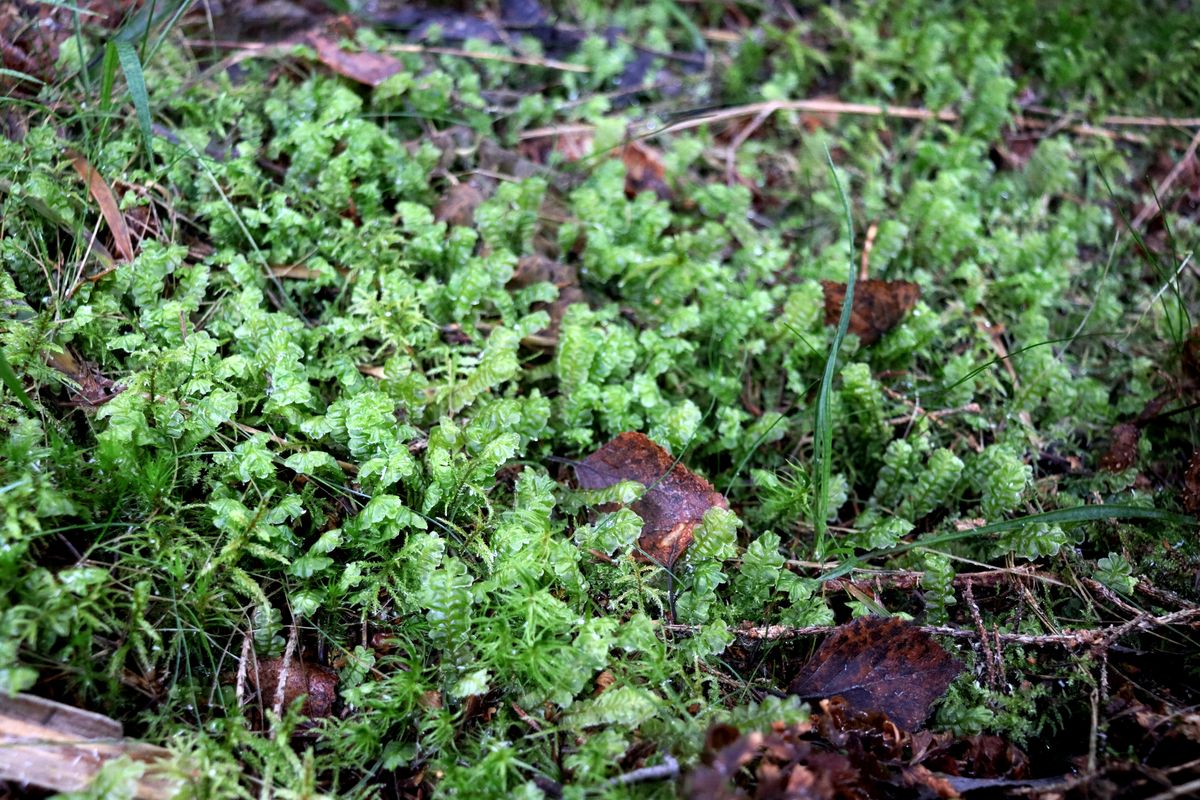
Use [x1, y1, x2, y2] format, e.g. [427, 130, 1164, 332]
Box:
[1182, 325, 1200, 390]
[1184, 448, 1200, 514]
[247, 656, 338, 719]
[307, 32, 404, 86]
[622, 140, 670, 200]
[572, 432, 728, 568]
[688, 721, 862, 800]
[508, 254, 584, 335]
[901, 765, 959, 798]
[68, 151, 134, 262]
[788, 616, 962, 731]
[517, 130, 593, 165]
[433, 182, 485, 227]
[822, 279, 920, 346]
[1099, 422, 1141, 472]
[46, 349, 122, 407]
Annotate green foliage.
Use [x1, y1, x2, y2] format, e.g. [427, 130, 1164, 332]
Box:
[2, 1, 1197, 795]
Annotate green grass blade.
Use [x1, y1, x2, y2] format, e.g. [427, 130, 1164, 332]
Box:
[115, 42, 154, 160]
[0, 68, 44, 86]
[818, 504, 1195, 582]
[811, 148, 856, 557]
[0, 350, 37, 413]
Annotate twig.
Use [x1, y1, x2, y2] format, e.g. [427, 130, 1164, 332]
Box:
[235, 630, 252, 709]
[183, 38, 591, 73]
[272, 625, 298, 725]
[1135, 580, 1197, 610]
[884, 402, 982, 429]
[609, 754, 679, 786]
[810, 566, 1060, 593]
[1131, 127, 1200, 230]
[1083, 578, 1145, 616]
[1096, 114, 1200, 128]
[791, 402, 982, 449]
[520, 99, 1139, 144]
[662, 606, 1200, 649]
[382, 43, 590, 73]
[859, 222, 878, 280]
[1144, 776, 1200, 800]
[964, 582, 999, 690]
[725, 103, 776, 184]
[510, 702, 543, 732]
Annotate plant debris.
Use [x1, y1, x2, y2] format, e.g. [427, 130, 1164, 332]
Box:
[244, 656, 339, 721]
[306, 30, 405, 87]
[821, 279, 921, 346]
[572, 432, 728, 567]
[788, 616, 963, 731]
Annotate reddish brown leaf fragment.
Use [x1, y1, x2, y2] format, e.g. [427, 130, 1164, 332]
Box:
[1182, 325, 1200, 390]
[1184, 448, 1200, 514]
[68, 151, 134, 262]
[1099, 422, 1141, 472]
[307, 33, 404, 86]
[787, 616, 962, 731]
[573, 432, 728, 568]
[821, 279, 920, 346]
[622, 140, 670, 200]
[46, 350, 121, 407]
[508, 254, 584, 335]
[433, 182, 485, 227]
[247, 657, 338, 719]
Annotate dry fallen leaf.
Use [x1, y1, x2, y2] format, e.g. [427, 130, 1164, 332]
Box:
[1099, 422, 1141, 472]
[622, 140, 670, 200]
[433, 182, 486, 227]
[307, 32, 404, 86]
[46, 349, 122, 407]
[507, 254, 585, 335]
[1183, 447, 1200, 514]
[788, 616, 963, 731]
[573, 432, 728, 568]
[822, 279, 921, 346]
[247, 656, 339, 719]
[68, 150, 134, 262]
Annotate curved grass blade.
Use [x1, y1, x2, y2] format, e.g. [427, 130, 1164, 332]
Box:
[115, 42, 153, 160]
[0, 350, 37, 413]
[818, 505, 1195, 582]
[812, 147, 856, 556]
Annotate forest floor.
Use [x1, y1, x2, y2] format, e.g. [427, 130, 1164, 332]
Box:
[2, 1, 1200, 798]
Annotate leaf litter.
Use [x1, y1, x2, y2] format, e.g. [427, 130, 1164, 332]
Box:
[572, 432, 728, 567]
[788, 616, 963, 732]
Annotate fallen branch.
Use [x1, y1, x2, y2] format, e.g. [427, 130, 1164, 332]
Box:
[521, 99, 1153, 144]
[663, 606, 1200, 649]
[1130, 126, 1200, 230]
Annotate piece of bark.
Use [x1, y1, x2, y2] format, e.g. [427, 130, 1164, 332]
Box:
[0, 693, 180, 799]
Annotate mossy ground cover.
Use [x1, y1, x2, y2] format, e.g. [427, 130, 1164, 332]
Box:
[1, 1, 1199, 797]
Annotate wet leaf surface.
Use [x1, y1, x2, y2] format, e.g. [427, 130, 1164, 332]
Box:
[788, 616, 963, 731]
[572, 432, 728, 568]
[822, 279, 921, 346]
